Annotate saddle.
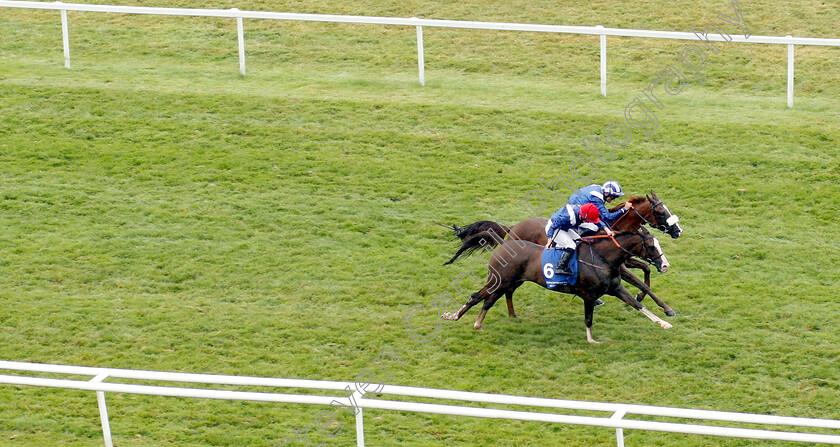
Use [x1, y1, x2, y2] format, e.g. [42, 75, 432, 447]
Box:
[541, 248, 578, 289]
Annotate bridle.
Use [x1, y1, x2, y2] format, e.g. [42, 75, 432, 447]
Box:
[611, 198, 678, 234]
[579, 231, 664, 269]
[639, 200, 669, 232]
[622, 231, 665, 268]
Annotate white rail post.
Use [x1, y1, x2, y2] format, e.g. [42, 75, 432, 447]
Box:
[355, 404, 365, 446]
[786, 35, 794, 108]
[597, 25, 606, 97]
[232, 8, 245, 76]
[57, 1, 70, 68]
[612, 409, 627, 447]
[413, 17, 425, 86]
[90, 374, 113, 447]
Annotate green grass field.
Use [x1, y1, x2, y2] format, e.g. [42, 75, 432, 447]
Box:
[0, 0, 839, 445]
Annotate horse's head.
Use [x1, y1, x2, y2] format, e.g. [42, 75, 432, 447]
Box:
[646, 190, 682, 239]
[608, 229, 669, 273]
[636, 227, 670, 273]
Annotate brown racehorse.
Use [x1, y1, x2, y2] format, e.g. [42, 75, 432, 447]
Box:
[441, 230, 673, 343]
[443, 191, 681, 316]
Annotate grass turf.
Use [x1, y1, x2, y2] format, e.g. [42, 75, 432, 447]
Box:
[0, 0, 839, 445]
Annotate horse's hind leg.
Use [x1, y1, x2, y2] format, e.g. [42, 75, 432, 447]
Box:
[505, 282, 524, 318]
[505, 292, 517, 318]
[474, 288, 508, 330]
[441, 290, 486, 322]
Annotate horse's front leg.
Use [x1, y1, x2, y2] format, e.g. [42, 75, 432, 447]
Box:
[610, 284, 673, 330]
[583, 298, 600, 344]
[621, 259, 650, 299]
[619, 263, 676, 317]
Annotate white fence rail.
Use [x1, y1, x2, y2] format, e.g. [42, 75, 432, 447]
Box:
[2, 360, 840, 446]
[2, 1, 840, 107]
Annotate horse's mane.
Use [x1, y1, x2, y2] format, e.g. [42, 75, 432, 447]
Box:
[608, 196, 645, 212]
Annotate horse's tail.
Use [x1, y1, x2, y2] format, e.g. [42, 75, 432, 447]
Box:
[441, 221, 511, 265]
[439, 220, 510, 242]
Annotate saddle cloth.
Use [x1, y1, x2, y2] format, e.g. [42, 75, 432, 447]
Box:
[542, 248, 578, 289]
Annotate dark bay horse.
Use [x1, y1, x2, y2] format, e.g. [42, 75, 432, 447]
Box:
[441, 231, 673, 343]
[443, 191, 681, 316]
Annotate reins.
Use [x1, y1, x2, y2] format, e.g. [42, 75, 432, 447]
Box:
[611, 199, 669, 232]
[608, 202, 633, 228]
[580, 232, 662, 269]
[580, 234, 620, 247]
[577, 241, 609, 272]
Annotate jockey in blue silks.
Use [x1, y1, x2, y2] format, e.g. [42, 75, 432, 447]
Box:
[568, 181, 632, 226]
[544, 203, 612, 276]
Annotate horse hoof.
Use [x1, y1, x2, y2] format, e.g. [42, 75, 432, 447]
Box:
[509, 314, 519, 319]
[635, 293, 646, 302]
[661, 322, 673, 329]
[473, 323, 483, 330]
[441, 312, 455, 321]
[665, 310, 677, 317]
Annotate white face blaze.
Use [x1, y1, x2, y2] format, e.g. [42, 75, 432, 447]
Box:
[663, 204, 683, 235]
[653, 237, 669, 272]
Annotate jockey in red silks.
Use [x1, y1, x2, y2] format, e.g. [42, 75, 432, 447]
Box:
[544, 203, 613, 276]
[568, 181, 633, 226]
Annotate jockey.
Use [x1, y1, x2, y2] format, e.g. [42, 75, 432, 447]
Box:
[544, 203, 613, 276]
[568, 181, 633, 226]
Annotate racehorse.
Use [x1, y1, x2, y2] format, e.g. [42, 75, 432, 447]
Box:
[443, 191, 681, 316]
[441, 230, 673, 343]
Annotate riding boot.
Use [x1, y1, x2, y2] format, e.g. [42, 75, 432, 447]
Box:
[554, 248, 575, 276]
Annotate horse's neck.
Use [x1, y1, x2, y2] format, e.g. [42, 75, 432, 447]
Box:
[613, 202, 648, 232]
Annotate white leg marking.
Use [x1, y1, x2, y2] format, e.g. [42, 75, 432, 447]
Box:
[474, 309, 487, 330]
[640, 307, 673, 329]
[443, 305, 470, 321]
[586, 327, 600, 344]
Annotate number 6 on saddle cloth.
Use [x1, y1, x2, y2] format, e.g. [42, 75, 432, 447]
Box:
[542, 221, 597, 289]
[542, 248, 579, 289]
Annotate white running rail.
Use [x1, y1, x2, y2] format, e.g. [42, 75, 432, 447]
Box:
[1, 1, 840, 106]
[1, 360, 840, 446]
